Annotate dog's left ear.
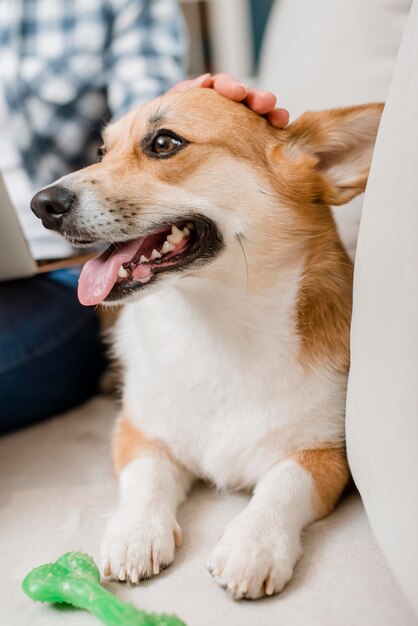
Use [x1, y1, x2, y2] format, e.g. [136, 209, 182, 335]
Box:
[280, 104, 384, 205]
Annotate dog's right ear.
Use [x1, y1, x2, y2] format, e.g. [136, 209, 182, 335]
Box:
[270, 104, 384, 206]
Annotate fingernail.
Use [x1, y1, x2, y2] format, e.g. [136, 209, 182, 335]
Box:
[235, 81, 248, 96]
[193, 73, 211, 87]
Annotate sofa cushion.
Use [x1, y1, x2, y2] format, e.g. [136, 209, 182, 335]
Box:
[1, 397, 414, 625]
[346, 0, 418, 617]
[258, 0, 411, 259]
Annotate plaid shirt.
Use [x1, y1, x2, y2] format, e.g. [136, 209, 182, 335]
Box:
[0, 0, 187, 187]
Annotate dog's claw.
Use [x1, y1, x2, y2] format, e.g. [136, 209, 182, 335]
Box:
[130, 566, 139, 584]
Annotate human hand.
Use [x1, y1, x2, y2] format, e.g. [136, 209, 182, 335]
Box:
[167, 73, 289, 128]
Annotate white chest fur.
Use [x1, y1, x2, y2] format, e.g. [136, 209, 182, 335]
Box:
[115, 276, 346, 490]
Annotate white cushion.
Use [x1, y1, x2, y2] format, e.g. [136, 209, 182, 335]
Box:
[259, 1, 418, 616]
[0, 397, 414, 625]
[258, 0, 411, 259]
[346, 0, 418, 617]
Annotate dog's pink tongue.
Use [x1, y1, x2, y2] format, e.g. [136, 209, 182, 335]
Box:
[78, 239, 142, 306]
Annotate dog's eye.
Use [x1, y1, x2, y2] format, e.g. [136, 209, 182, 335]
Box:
[97, 146, 106, 163]
[148, 131, 185, 158]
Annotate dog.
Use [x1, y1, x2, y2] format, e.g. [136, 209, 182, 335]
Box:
[31, 89, 383, 599]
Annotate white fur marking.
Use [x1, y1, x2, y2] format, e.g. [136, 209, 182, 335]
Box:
[207, 460, 315, 598]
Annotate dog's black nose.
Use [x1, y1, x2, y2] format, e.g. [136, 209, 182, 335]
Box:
[31, 185, 75, 229]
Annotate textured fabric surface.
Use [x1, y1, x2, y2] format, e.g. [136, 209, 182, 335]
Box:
[346, 0, 418, 617]
[0, 0, 187, 187]
[258, 0, 411, 259]
[0, 396, 415, 626]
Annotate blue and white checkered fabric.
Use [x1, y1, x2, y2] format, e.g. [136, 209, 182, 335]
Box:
[0, 0, 187, 186]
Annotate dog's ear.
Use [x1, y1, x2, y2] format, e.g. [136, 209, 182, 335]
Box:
[279, 104, 384, 206]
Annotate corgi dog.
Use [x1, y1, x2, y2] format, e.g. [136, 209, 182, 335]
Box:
[31, 89, 383, 599]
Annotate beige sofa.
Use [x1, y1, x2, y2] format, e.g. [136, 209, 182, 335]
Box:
[2, 1, 417, 624]
[1, 397, 416, 625]
[261, 0, 418, 618]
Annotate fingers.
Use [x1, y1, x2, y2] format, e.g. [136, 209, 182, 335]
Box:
[266, 108, 290, 128]
[244, 90, 289, 128]
[212, 73, 248, 101]
[166, 73, 290, 128]
[244, 89, 277, 115]
[170, 72, 249, 103]
[166, 73, 212, 95]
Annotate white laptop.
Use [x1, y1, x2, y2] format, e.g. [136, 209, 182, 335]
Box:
[0, 172, 95, 281]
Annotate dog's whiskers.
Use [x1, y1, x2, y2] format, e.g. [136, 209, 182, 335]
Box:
[259, 188, 278, 201]
[235, 233, 250, 294]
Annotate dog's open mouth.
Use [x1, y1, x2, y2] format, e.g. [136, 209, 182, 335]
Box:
[77, 216, 221, 305]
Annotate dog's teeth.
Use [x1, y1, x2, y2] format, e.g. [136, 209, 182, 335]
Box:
[118, 265, 128, 278]
[150, 248, 162, 260]
[183, 226, 190, 237]
[139, 255, 149, 263]
[171, 225, 184, 242]
[161, 241, 175, 254]
[166, 225, 184, 245]
[167, 230, 183, 245]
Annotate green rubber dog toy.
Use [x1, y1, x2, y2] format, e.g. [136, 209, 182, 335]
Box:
[22, 551, 186, 626]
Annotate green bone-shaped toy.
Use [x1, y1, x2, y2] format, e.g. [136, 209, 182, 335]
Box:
[22, 552, 186, 626]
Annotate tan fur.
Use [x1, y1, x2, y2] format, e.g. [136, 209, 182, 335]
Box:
[272, 144, 354, 370]
[296, 232, 353, 372]
[90, 92, 382, 453]
[294, 447, 350, 518]
[82, 98, 378, 372]
[112, 414, 175, 476]
[48, 90, 384, 592]
[282, 104, 384, 206]
[266, 107, 384, 370]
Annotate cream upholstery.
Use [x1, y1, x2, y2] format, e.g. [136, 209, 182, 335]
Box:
[259, 0, 411, 259]
[1, 397, 415, 625]
[260, 0, 418, 617]
[3, 1, 418, 622]
[346, 0, 418, 616]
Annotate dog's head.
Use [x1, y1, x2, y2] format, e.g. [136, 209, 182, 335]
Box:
[31, 89, 383, 306]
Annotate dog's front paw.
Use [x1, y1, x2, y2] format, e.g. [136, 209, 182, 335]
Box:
[101, 504, 182, 583]
[207, 509, 301, 599]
